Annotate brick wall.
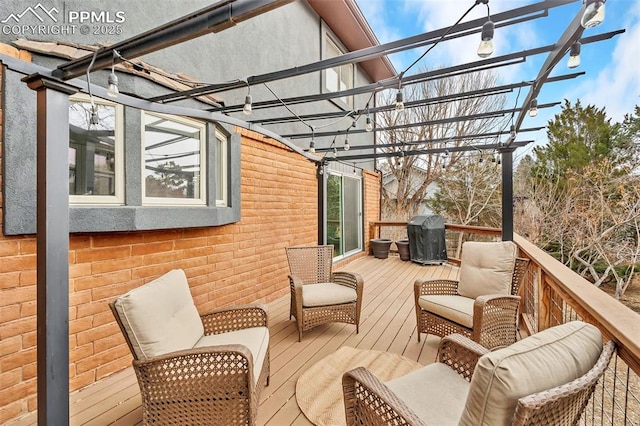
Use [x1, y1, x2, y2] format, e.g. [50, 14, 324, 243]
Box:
[363, 169, 381, 255]
[0, 58, 381, 425]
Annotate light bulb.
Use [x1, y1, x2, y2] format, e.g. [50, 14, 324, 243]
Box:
[309, 139, 316, 153]
[332, 147, 338, 158]
[581, 0, 605, 28]
[529, 99, 538, 117]
[567, 42, 581, 69]
[477, 20, 494, 58]
[365, 116, 373, 132]
[107, 71, 119, 98]
[344, 137, 350, 151]
[243, 94, 252, 115]
[395, 91, 404, 111]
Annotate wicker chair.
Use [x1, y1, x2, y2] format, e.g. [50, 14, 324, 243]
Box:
[286, 245, 364, 341]
[109, 269, 270, 426]
[343, 321, 615, 426]
[415, 241, 530, 349]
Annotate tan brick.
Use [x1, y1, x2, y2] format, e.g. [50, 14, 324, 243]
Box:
[69, 317, 93, 335]
[0, 400, 26, 426]
[76, 322, 118, 346]
[91, 257, 143, 275]
[0, 255, 36, 274]
[95, 355, 131, 380]
[69, 369, 96, 392]
[21, 331, 36, 349]
[0, 347, 36, 372]
[69, 235, 91, 250]
[0, 368, 22, 391]
[19, 300, 35, 318]
[0, 335, 21, 357]
[75, 246, 131, 263]
[19, 240, 36, 255]
[0, 272, 20, 289]
[0, 240, 20, 257]
[0, 317, 35, 340]
[0, 305, 20, 322]
[21, 362, 36, 380]
[75, 344, 129, 374]
[69, 343, 94, 363]
[92, 310, 117, 327]
[0, 379, 36, 408]
[18, 271, 36, 287]
[91, 233, 145, 247]
[131, 241, 174, 256]
[73, 270, 131, 292]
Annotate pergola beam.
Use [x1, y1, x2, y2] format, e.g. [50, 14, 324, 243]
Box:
[316, 126, 546, 153]
[326, 140, 532, 162]
[148, 0, 579, 103]
[282, 102, 559, 139]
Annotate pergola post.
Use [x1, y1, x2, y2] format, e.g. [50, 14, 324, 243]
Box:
[501, 147, 515, 242]
[23, 74, 78, 425]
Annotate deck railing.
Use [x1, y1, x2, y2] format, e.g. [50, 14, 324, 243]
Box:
[369, 221, 640, 425]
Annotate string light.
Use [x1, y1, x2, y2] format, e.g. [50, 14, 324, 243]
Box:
[567, 42, 581, 69]
[365, 115, 373, 132]
[344, 135, 350, 151]
[395, 90, 404, 111]
[529, 99, 538, 117]
[477, 2, 494, 58]
[106, 50, 119, 98]
[581, 0, 605, 28]
[332, 147, 338, 158]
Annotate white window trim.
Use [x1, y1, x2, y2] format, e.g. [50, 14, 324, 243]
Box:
[141, 111, 207, 206]
[215, 128, 228, 207]
[69, 94, 125, 206]
[324, 35, 354, 108]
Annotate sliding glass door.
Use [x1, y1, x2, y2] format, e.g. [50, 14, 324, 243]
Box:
[327, 173, 362, 258]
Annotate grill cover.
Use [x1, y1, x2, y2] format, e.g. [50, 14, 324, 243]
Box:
[407, 215, 447, 265]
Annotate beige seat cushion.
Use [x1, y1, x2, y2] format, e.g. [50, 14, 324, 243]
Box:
[195, 327, 269, 385]
[302, 283, 357, 307]
[418, 295, 474, 328]
[457, 241, 517, 299]
[112, 269, 204, 360]
[459, 321, 603, 426]
[385, 363, 469, 426]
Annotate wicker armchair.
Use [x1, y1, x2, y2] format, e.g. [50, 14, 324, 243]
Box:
[109, 269, 270, 426]
[415, 241, 530, 349]
[343, 321, 615, 426]
[286, 245, 364, 341]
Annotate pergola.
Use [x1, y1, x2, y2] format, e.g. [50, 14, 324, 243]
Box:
[3, 0, 622, 423]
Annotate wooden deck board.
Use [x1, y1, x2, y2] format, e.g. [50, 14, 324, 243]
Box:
[30, 255, 454, 426]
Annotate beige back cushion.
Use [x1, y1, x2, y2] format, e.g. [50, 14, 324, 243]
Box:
[459, 321, 603, 426]
[457, 241, 517, 299]
[113, 269, 204, 360]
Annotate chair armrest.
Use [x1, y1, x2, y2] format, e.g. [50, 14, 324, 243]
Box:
[472, 295, 520, 349]
[135, 343, 255, 384]
[332, 271, 364, 292]
[414, 278, 459, 297]
[200, 304, 268, 335]
[437, 333, 489, 382]
[342, 367, 427, 426]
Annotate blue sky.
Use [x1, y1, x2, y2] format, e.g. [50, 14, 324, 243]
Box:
[357, 0, 640, 153]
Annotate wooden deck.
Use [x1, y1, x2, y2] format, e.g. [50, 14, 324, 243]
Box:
[16, 255, 458, 426]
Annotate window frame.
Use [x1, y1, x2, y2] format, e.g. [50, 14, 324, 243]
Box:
[68, 94, 125, 206]
[323, 34, 354, 109]
[215, 128, 228, 207]
[141, 111, 207, 206]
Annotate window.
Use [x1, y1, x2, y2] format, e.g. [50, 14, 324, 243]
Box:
[327, 172, 362, 257]
[215, 129, 228, 207]
[325, 37, 353, 108]
[68, 95, 124, 204]
[142, 112, 206, 205]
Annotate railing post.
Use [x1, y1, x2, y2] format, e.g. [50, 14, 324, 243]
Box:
[538, 271, 551, 332]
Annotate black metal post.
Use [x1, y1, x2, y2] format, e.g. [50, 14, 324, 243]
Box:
[24, 74, 77, 426]
[317, 162, 326, 244]
[501, 147, 515, 241]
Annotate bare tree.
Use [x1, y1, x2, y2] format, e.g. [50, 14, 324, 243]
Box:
[377, 70, 507, 225]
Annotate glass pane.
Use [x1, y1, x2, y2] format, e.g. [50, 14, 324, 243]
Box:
[68, 101, 117, 196]
[326, 68, 339, 93]
[327, 174, 343, 256]
[343, 177, 361, 253]
[144, 114, 202, 199]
